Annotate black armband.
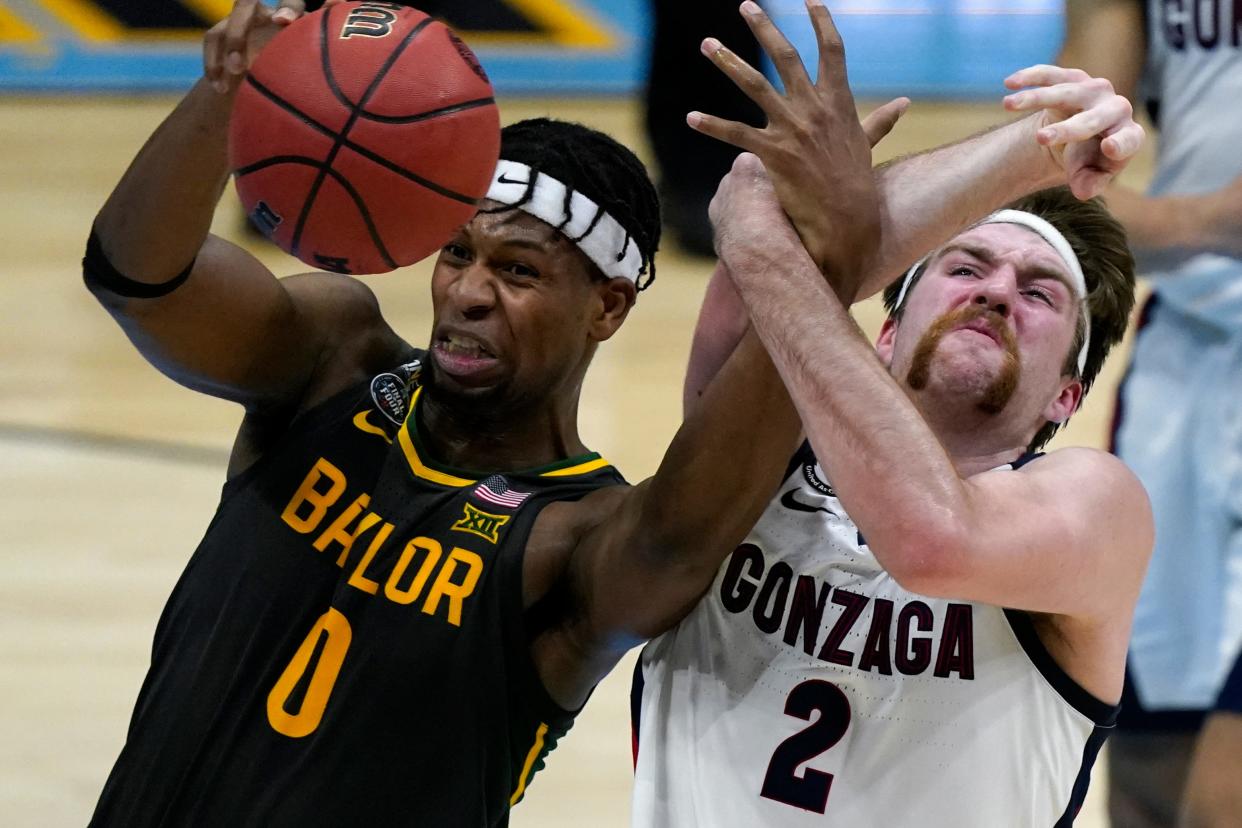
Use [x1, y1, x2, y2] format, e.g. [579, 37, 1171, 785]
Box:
[82, 226, 196, 298]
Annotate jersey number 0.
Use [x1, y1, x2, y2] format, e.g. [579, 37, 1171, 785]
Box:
[760, 679, 852, 814]
[267, 608, 353, 738]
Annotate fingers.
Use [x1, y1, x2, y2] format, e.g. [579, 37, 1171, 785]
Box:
[1101, 121, 1145, 161]
[688, 110, 763, 153]
[273, 0, 305, 24]
[1035, 93, 1132, 145]
[1004, 64, 1090, 91]
[805, 0, 848, 92]
[738, 1, 813, 96]
[221, 0, 262, 77]
[1004, 77, 1118, 117]
[203, 20, 229, 93]
[700, 36, 789, 118]
[860, 97, 910, 148]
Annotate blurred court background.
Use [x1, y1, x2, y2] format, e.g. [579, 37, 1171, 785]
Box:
[0, 1, 1153, 825]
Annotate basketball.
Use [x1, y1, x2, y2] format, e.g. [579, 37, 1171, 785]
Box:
[228, 2, 500, 275]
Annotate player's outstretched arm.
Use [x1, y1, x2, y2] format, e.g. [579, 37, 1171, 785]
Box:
[87, 0, 398, 412]
[682, 0, 1143, 409]
[721, 160, 1153, 623]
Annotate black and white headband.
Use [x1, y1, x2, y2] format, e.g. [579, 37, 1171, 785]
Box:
[894, 209, 1091, 376]
[485, 160, 644, 284]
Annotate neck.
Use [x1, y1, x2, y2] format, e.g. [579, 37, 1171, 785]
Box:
[417, 387, 589, 475]
[909, 389, 1035, 477]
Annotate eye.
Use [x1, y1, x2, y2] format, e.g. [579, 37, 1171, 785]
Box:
[950, 265, 978, 278]
[504, 262, 540, 280]
[1023, 287, 1054, 305]
[442, 242, 471, 262]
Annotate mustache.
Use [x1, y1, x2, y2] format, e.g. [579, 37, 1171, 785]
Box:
[906, 304, 1020, 414]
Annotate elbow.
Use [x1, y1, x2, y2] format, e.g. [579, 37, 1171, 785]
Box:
[877, 522, 970, 598]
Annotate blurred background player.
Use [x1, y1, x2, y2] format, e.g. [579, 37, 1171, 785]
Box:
[1059, 4, 1242, 825]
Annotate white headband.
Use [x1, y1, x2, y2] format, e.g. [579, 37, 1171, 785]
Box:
[893, 209, 1091, 375]
[484, 159, 645, 284]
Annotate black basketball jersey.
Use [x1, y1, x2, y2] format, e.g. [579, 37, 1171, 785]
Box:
[90, 355, 625, 827]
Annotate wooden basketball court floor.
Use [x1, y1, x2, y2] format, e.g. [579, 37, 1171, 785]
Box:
[0, 93, 1154, 826]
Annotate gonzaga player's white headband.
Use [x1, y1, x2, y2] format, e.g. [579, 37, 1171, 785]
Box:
[893, 209, 1092, 376]
[485, 159, 645, 284]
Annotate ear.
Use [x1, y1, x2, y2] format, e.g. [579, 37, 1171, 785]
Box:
[588, 277, 637, 342]
[1043, 376, 1084, 425]
[875, 317, 899, 367]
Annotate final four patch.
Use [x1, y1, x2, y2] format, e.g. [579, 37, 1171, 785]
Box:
[371, 373, 410, 425]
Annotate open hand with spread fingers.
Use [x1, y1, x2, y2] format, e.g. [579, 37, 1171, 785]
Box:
[203, 0, 319, 94]
[1003, 64, 1146, 200]
[689, 0, 907, 295]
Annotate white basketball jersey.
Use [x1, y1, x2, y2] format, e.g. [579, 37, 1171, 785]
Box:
[632, 446, 1116, 827]
[1142, 0, 1242, 324]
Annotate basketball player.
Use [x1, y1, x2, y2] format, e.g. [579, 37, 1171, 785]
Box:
[632, 4, 1152, 825]
[83, 0, 1142, 824]
[1059, 4, 1242, 825]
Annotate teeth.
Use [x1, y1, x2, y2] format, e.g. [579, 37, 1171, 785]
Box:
[442, 335, 489, 357]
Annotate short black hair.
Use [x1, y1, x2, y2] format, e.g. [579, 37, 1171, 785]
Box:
[489, 118, 661, 291]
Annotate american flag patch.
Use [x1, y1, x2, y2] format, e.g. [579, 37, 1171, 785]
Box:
[472, 475, 532, 509]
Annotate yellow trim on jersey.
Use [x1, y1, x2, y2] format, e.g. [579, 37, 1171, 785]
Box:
[398, 420, 477, 487]
[352, 410, 393, 445]
[509, 721, 550, 806]
[539, 456, 611, 477]
[398, 386, 613, 485]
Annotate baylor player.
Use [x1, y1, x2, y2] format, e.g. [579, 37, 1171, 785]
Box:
[82, 1, 1143, 824]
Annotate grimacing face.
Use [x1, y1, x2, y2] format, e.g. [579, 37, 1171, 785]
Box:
[426, 203, 635, 411]
[876, 223, 1084, 431]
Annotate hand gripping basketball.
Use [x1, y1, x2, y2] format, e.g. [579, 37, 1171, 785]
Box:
[227, 2, 501, 274]
[203, 0, 309, 95]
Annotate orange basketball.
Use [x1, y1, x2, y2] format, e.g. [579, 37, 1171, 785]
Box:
[228, 2, 500, 275]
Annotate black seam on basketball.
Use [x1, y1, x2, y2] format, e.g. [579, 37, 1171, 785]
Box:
[319, 8, 358, 114]
[351, 96, 495, 125]
[237, 156, 397, 270]
[293, 14, 436, 259]
[244, 76, 479, 206]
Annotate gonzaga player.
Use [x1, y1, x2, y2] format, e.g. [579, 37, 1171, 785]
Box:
[634, 3, 1152, 825]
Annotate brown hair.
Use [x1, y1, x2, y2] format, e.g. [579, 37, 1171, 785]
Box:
[882, 186, 1136, 450]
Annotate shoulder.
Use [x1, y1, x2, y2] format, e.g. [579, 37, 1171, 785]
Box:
[280, 272, 414, 408]
[1021, 446, 1154, 561]
[523, 483, 633, 608]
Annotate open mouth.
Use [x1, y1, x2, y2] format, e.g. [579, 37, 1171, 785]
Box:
[431, 332, 500, 381]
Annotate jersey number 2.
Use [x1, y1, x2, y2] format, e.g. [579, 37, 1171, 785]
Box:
[267, 608, 353, 738]
[760, 679, 852, 813]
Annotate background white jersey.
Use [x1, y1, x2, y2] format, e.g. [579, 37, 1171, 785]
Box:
[632, 446, 1117, 827]
[1111, 0, 1242, 712]
[1141, 0, 1242, 324]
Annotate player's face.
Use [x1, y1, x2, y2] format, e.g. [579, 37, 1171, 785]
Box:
[877, 224, 1083, 426]
[426, 206, 634, 408]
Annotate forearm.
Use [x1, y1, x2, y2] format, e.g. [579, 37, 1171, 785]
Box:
[861, 116, 1058, 300]
[683, 262, 749, 417]
[94, 79, 235, 282]
[1104, 182, 1223, 269]
[729, 244, 967, 574]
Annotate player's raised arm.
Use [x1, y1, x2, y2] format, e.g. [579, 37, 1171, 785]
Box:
[527, 2, 884, 710]
[86, 0, 398, 413]
[681, 0, 1144, 409]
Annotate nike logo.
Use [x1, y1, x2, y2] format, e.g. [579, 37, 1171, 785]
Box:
[780, 488, 836, 516]
[496, 173, 529, 186]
